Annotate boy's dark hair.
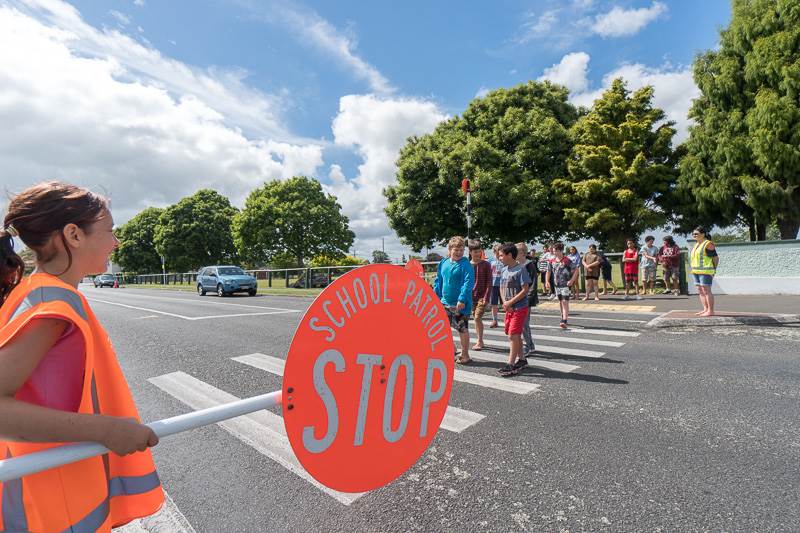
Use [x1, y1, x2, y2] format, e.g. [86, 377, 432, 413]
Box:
[552, 242, 565, 252]
[645, 235, 655, 242]
[467, 239, 482, 251]
[500, 242, 518, 259]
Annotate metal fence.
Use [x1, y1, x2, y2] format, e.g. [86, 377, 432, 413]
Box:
[108, 252, 688, 294]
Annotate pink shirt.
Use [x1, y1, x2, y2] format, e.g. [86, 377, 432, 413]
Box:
[15, 322, 86, 412]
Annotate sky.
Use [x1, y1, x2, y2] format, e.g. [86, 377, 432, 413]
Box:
[0, 0, 732, 261]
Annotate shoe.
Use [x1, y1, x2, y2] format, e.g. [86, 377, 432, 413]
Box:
[455, 358, 473, 365]
[489, 321, 498, 328]
[559, 320, 567, 329]
[635, 295, 643, 300]
[623, 295, 630, 300]
[513, 358, 528, 370]
[498, 364, 518, 377]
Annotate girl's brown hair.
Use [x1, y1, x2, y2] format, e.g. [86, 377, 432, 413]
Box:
[1, 182, 109, 307]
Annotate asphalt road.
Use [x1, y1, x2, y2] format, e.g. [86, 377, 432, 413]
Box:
[81, 285, 800, 532]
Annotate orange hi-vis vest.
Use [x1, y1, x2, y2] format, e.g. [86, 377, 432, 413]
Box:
[0, 274, 163, 532]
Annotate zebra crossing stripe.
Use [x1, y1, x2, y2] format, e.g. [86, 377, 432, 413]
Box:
[148, 371, 365, 505]
[466, 351, 580, 373]
[232, 353, 486, 432]
[531, 324, 640, 337]
[453, 369, 540, 395]
[479, 328, 625, 348]
[453, 336, 606, 358]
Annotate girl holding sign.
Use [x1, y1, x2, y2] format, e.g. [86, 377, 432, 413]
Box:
[0, 182, 163, 532]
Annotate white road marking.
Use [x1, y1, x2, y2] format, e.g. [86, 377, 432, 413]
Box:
[83, 288, 302, 312]
[133, 315, 159, 320]
[530, 324, 640, 337]
[532, 314, 647, 324]
[148, 371, 365, 506]
[454, 336, 605, 358]
[468, 351, 581, 373]
[114, 491, 196, 533]
[233, 353, 487, 430]
[453, 369, 540, 394]
[87, 298, 298, 320]
[480, 328, 625, 347]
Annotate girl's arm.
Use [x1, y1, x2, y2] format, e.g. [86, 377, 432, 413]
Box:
[0, 318, 158, 455]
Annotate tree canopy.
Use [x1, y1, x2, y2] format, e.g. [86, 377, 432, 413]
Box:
[112, 207, 163, 274]
[553, 79, 679, 250]
[153, 190, 238, 272]
[678, 0, 800, 240]
[232, 176, 354, 267]
[385, 81, 579, 251]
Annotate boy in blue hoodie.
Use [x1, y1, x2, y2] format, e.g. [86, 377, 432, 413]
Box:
[434, 236, 474, 364]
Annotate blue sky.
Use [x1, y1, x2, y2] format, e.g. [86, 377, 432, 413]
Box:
[1, 0, 731, 260]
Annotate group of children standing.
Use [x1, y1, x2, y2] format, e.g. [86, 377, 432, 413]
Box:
[434, 237, 577, 378]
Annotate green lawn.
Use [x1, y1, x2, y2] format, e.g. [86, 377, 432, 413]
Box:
[122, 280, 323, 297]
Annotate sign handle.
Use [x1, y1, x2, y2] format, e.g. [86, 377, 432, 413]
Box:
[0, 390, 282, 482]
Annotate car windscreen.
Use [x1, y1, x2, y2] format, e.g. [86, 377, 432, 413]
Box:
[100, 275, 114, 279]
[218, 267, 245, 276]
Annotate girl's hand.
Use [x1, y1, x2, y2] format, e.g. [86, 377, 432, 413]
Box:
[99, 416, 159, 456]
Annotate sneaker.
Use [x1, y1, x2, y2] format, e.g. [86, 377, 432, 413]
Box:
[623, 295, 630, 300]
[635, 295, 643, 300]
[498, 365, 518, 377]
[513, 358, 528, 370]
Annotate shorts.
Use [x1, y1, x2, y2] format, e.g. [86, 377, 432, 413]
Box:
[504, 307, 529, 336]
[585, 273, 599, 280]
[445, 306, 469, 333]
[490, 285, 500, 305]
[642, 266, 656, 282]
[663, 265, 680, 278]
[601, 265, 612, 281]
[692, 273, 714, 287]
[554, 286, 571, 300]
[624, 272, 638, 283]
[471, 298, 487, 319]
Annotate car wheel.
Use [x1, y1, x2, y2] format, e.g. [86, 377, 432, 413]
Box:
[197, 284, 206, 296]
[248, 288, 257, 296]
[217, 284, 226, 297]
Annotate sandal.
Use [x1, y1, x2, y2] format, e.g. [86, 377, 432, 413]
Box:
[455, 358, 473, 365]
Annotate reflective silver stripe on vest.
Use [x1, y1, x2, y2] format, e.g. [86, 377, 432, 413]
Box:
[9, 286, 87, 323]
[1, 449, 28, 533]
[61, 498, 108, 533]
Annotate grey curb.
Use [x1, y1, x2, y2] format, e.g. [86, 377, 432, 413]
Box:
[645, 312, 800, 328]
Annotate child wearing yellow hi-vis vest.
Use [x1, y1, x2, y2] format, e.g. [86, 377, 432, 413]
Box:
[690, 226, 719, 316]
[0, 182, 163, 532]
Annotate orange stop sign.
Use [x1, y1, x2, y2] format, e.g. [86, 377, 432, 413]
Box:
[282, 264, 454, 493]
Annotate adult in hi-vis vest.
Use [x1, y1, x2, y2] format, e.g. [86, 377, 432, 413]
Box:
[690, 226, 719, 317]
[0, 183, 163, 532]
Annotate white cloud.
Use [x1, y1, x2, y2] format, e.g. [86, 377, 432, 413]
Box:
[133, 0, 145, 6]
[475, 86, 490, 98]
[591, 1, 667, 37]
[538, 52, 591, 94]
[0, 2, 323, 223]
[324, 95, 448, 256]
[542, 53, 699, 143]
[109, 9, 130, 26]
[228, 0, 394, 94]
[517, 9, 559, 44]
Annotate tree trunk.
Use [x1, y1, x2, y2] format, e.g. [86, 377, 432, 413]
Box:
[777, 216, 800, 240]
[755, 221, 767, 241]
[748, 216, 756, 241]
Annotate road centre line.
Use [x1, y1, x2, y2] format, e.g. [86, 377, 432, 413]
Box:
[232, 353, 487, 430]
[480, 328, 625, 348]
[148, 371, 365, 506]
[87, 298, 297, 320]
[454, 336, 606, 358]
[83, 289, 302, 312]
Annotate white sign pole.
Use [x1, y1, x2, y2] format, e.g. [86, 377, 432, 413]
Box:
[0, 390, 282, 482]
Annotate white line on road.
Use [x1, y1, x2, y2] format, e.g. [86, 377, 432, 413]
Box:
[148, 371, 365, 506]
[88, 298, 298, 320]
[467, 351, 581, 373]
[531, 314, 647, 324]
[114, 491, 196, 533]
[233, 353, 488, 429]
[480, 328, 625, 347]
[530, 324, 640, 337]
[454, 336, 606, 358]
[83, 288, 303, 312]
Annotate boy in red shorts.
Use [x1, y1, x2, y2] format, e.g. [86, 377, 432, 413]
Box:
[497, 242, 531, 377]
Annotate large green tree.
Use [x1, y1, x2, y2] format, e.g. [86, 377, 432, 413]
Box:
[553, 79, 679, 251]
[111, 207, 163, 274]
[153, 190, 238, 272]
[678, 0, 800, 240]
[385, 81, 579, 250]
[232, 176, 354, 267]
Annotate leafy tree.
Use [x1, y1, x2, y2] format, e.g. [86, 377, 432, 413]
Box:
[232, 176, 354, 267]
[385, 81, 579, 250]
[553, 79, 679, 251]
[678, 0, 800, 240]
[425, 252, 444, 262]
[112, 207, 163, 274]
[153, 190, 238, 272]
[309, 254, 366, 267]
[371, 250, 390, 263]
